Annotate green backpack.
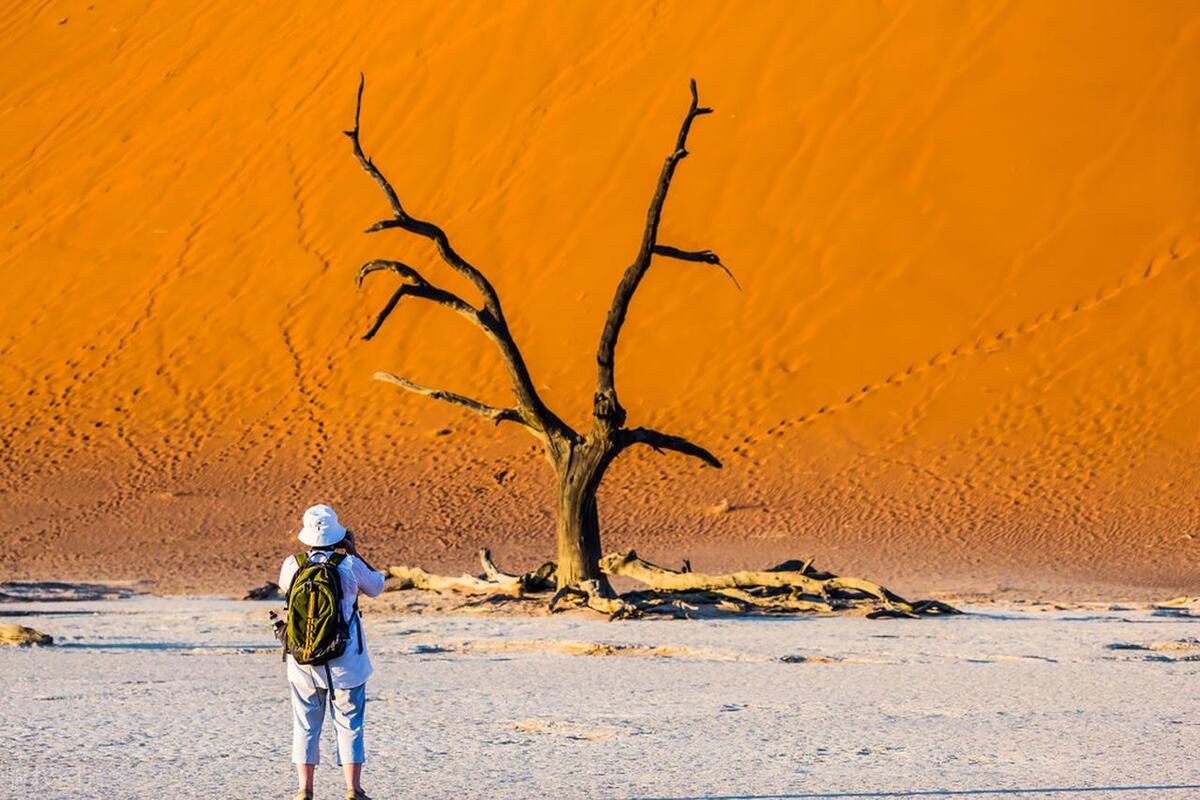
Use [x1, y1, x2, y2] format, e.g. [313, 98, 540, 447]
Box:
[284, 552, 352, 666]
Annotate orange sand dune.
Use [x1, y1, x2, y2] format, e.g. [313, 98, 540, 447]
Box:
[1, 1, 1198, 596]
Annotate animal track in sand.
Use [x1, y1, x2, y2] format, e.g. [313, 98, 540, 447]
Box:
[747, 231, 1199, 447]
[258, 146, 336, 485]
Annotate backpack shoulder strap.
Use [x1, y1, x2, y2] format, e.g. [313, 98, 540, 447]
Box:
[327, 552, 347, 568]
[283, 553, 309, 612]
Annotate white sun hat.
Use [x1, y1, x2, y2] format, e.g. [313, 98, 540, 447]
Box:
[297, 504, 347, 547]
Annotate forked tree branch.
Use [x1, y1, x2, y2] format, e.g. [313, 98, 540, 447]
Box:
[374, 372, 525, 427]
[348, 75, 572, 445]
[355, 259, 430, 289]
[357, 259, 482, 340]
[361, 281, 481, 341]
[618, 426, 722, 468]
[594, 79, 730, 425]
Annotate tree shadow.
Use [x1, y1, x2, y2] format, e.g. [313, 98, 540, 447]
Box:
[0, 581, 142, 603]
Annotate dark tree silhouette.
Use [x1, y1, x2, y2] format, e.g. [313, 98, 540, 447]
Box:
[347, 76, 733, 604]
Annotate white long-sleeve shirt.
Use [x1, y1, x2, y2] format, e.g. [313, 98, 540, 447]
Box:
[279, 551, 386, 690]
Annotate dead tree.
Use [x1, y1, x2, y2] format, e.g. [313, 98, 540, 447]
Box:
[347, 76, 733, 602]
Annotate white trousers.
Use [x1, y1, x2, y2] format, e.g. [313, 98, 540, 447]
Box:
[289, 680, 367, 765]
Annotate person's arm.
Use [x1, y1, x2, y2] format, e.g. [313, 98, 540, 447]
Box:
[343, 531, 386, 597]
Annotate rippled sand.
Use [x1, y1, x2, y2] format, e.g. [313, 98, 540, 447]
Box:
[2, 1, 1199, 596]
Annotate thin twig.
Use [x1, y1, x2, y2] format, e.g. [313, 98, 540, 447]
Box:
[373, 372, 525, 427]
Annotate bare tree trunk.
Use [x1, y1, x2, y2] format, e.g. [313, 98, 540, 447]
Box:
[553, 439, 615, 593]
[554, 478, 600, 588]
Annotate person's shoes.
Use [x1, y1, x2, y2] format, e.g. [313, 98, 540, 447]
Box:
[345, 791, 372, 800]
[293, 791, 313, 800]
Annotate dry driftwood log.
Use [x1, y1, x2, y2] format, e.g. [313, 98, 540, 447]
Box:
[384, 549, 959, 620]
[598, 550, 958, 618]
[387, 549, 556, 595]
[601, 551, 895, 600]
[243, 582, 282, 601]
[0, 623, 54, 646]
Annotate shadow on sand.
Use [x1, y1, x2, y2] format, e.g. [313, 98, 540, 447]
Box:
[648, 785, 1200, 799]
[0, 581, 142, 603]
[58, 642, 273, 652]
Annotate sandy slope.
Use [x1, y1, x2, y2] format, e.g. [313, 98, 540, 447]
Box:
[3, 595, 1200, 798]
[1, 1, 1198, 595]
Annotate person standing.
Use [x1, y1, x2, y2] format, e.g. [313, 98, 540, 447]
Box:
[279, 504, 385, 800]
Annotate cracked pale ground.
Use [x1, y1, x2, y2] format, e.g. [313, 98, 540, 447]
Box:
[3, 596, 1198, 799]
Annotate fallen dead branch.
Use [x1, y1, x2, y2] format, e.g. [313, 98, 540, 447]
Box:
[0, 624, 54, 646]
[384, 548, 959, 620]
[243, 582, 282, 601]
